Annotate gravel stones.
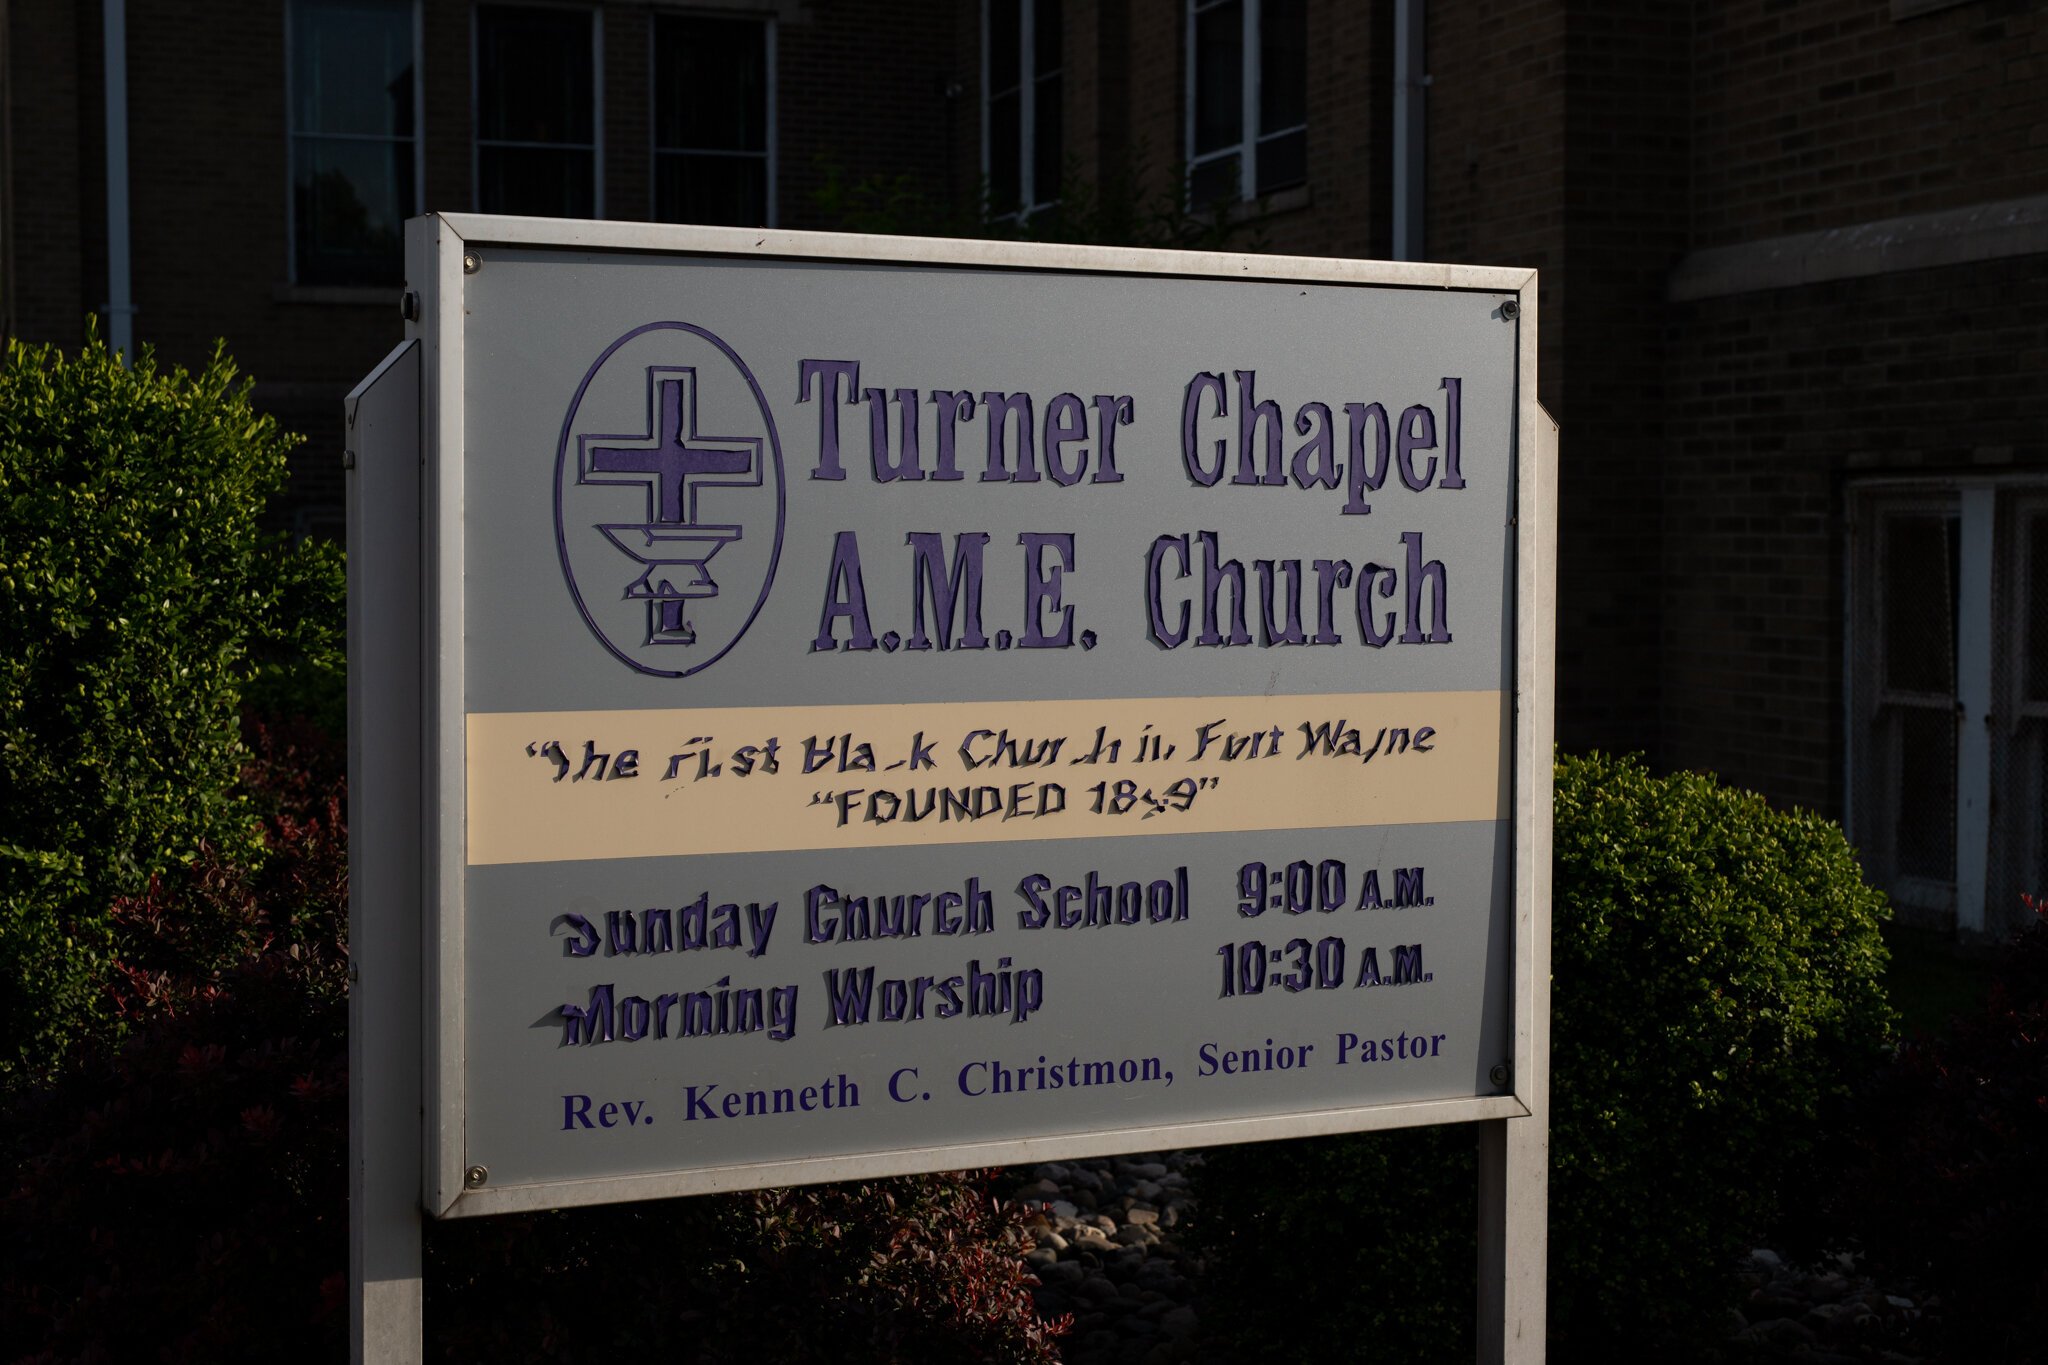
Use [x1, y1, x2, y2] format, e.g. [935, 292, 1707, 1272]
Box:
[1012, 1157, 1936, 1363]
[1719, 1247, 1936, 1362]
[1011, 1152, 1208, 1365]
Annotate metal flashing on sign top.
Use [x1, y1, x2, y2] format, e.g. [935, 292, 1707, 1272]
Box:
[430, 211, 1536, 293]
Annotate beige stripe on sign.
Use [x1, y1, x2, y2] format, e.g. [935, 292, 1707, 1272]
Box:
[465, 691, 1508, 866]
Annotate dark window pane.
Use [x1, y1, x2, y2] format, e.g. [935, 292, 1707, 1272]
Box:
[1255, 126, 1305, 194]
[1193, 1, 1243, 155]
[1034, 0, 1063, 74]
[293, 135, 412, 283]
[292, 0, 414, 137]
[1894, 707, 1957, 881]
[988, 89, 1021, 214]
[479, 144, 596, 218]
[1189, 153, 1239, 210]
[655, 153, 767, 226]
[476, 6, 593, 145]
[1882, 515, 1956, 695]
[2030, 513, 2048, 702]
[1033, 73, 1063, 203]
[988, 0, 1021, 94]
[1259, 0, 1306, 134]
[654, 15, 768, 153]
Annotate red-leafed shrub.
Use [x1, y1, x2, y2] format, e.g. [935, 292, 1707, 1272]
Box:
[1828, 893, 2048, 1364]
[2, 337, 1059, 1361]
[104, 717, 350, 1026]
[5, 720, 1064, 1364]
[1, 722, 352, 1365]
[428, 1174, 1069, 1364]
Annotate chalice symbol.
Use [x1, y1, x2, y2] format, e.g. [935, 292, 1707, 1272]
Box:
[596, 522, 742, 645]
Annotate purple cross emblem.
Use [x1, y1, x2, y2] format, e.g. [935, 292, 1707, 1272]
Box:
[578, 367, 763, 645]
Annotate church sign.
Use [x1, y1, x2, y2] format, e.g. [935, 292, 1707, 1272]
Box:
[359, 215, 1550, 1222]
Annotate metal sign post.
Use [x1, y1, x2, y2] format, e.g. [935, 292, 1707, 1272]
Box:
[348, 215, 1553, 1362]
[346, 341, 425, 1365]
[1478, 405, 1556, 1362]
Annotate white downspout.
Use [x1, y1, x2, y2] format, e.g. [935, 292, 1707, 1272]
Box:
[1392, 0, 1427, 261]
[102, 0, 133, 358]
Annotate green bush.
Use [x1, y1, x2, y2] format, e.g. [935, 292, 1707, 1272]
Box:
[0, 332, 344, 1089]
[1194, 750, 1893, 1357]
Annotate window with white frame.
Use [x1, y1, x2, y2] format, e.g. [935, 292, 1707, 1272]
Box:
[475, 4, 599, 219]
[1186, 0, 1305, 211]
[652, 13, 774, 227]
[1992, 491, 2048, 929]
[983, 0, 1062, 220]
[286, 0, 418, 285]
[1848, 478, 2048, 938]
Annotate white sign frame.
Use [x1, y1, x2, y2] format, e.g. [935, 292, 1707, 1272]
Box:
[351, 212, 1554, 1361]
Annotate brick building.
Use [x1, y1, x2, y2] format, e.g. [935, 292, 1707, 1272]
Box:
[2, 0, 2042, 936]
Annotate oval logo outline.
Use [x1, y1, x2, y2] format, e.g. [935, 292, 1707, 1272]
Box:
[553, 320, 786, 678]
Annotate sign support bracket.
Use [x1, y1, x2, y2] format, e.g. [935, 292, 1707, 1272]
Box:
[1476, 405, 1556, 1362]
[346, 340, 427, 1365]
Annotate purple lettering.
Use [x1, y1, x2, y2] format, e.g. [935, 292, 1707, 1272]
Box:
[1181, 372, 1227, 486]
[1020, 532, 1076, 648]
[814, 531, 877, 651]
[797, 358, 859, 481]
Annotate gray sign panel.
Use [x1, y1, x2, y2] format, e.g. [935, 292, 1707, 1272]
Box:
[401, 216, 1545, 1216]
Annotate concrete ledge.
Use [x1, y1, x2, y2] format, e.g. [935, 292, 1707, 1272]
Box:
[1667, 193, 2048, 302]
[272, 284, 400, 307]
[1891, 0, 1974, 19]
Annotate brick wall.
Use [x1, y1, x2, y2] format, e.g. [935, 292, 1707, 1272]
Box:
[1121, 3, 1182, 216]
[776, 1, 966, 229]
[1426, 0, 1582, 736]
[11, 0, 2046, 814]
[1553, 5, 1691, 757]
[606, 8, 651, 225]
[6, 0, 87, 349]
[1660, 0, 2048, 816]
[1663, 254, 2048, 817]
[1428, 0, 1568, 306]
[1692, 0, 2047, 249]
[420, 1, 471, 213]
